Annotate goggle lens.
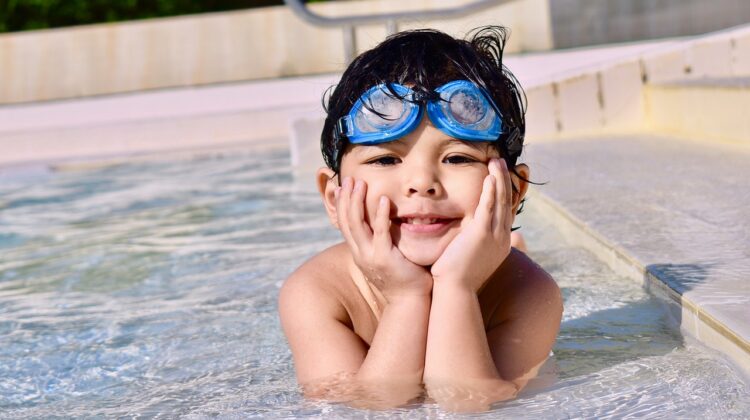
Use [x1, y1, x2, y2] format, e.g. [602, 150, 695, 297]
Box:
[446, 88, 488, 125]
[338, 80, 503, 145]
[353, 88, 408, 133]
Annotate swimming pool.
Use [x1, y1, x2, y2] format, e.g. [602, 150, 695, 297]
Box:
[0, 149, 748, 417]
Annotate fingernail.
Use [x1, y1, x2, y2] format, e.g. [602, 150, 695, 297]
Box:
[334, 187, 340, 199]
[379, 196, 388, 206]
[342, 177, 352, 188]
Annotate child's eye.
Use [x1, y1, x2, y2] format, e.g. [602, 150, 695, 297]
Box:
[443, 155, 478, 164]
[367, 156, 401, 166]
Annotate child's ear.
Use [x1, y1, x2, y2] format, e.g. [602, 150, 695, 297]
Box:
[510, 163, 530, 216]
[317, 167, 340, 229]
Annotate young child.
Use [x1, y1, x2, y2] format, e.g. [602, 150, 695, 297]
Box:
[279, 26, 562, 411]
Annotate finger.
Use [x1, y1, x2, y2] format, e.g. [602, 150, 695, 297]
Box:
[474, 174, 495, 229]
[487, 158, 510, 233]
[347, 178, 373, 247]
[488, 159, 505, 232]
[336, 177, 359, 253]
[372, 196, 393, 252]
[497, 158, 514, 233]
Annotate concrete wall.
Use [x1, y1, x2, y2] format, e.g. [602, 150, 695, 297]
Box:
[550, 0, 750, 49]
[524, 23, 750, 141]
[0, 0, 553, 105]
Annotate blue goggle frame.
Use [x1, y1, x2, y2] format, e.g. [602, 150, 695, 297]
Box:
[336, 80, 504, 145]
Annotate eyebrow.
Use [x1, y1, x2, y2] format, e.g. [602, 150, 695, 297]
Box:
[350, 138, 491, 155]
[443, 139, 497, 156]
[351, 138, 411, 152]
[444, 138, 483, 150]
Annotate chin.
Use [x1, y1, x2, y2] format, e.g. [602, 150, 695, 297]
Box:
[398, 245, 443, 267]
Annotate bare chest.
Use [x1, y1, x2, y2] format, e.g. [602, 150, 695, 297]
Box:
[341, 276, 508, 347]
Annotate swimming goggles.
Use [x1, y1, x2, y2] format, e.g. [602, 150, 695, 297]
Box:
[336, 80, 504, 145]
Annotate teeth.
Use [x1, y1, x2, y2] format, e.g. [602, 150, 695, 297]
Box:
[406, 218, 438, 225]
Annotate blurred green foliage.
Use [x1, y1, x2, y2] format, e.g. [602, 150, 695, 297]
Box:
[0, 0, 330, 33]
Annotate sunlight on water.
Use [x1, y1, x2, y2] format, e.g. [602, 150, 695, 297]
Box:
[0, 150, 747, 417]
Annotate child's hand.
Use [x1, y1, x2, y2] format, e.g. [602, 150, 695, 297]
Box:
[336, 177, 433, 301]
[430, 158, 513, 292]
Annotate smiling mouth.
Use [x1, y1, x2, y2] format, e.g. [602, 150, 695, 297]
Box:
[397, 217, 446, 225]
[394, 217, 458, 234]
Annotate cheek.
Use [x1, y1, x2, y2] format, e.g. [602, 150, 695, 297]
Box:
[467, 182, 485, 208]
[363, 183, 392, 224]
[338, 166, 390, 224]
[447, 175, 486, 214]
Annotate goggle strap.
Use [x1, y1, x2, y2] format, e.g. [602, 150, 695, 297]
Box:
[506, 127, 522, 156]
[336, 116, 354, 138]
[412, 90, 441, 103]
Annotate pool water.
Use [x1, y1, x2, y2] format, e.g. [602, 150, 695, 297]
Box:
[0, 149, 748, 418]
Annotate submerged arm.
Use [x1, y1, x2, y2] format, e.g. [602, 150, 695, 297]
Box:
[424, 281, 517, 411]
[281, 178, 435, 409]
[424, 254, 563, 411]
[423, 160, 562, 411]
[279, 272, 430, 409]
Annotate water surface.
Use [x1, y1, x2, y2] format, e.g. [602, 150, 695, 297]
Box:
[0, 150, 747, 417]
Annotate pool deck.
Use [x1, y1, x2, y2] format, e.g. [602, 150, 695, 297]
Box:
[0, 74, 339, 168]
[525, 135, 750, 377]
[0, 37, 677, 168]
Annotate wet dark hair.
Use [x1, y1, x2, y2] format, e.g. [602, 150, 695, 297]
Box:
[321, 26, 526, 176]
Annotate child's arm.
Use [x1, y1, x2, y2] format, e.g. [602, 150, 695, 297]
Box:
[424, 256, 561, 411]
[279, 270, 430, 408]
[280, 178, 433, 407]
[424, 159, 562, 411]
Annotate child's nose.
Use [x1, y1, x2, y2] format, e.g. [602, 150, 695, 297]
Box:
[404, 167, 441, 197]
[408, 185, 437, 195]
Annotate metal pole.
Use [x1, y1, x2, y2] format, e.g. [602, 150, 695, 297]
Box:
[283, 0, 515, 64]
[283, 0, 510, 27]
[343, 25, 357, 64]
[385, 19, 398, 36]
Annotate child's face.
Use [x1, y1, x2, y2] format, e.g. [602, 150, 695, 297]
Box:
[332, 118, 507, 266]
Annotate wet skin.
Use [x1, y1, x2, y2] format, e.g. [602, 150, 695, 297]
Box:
[279, 117, 562, 411]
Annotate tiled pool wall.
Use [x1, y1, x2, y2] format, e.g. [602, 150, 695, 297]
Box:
[526, 189, 750, 379]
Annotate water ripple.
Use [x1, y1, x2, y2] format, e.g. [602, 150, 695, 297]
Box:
[0, 149, 746, 417]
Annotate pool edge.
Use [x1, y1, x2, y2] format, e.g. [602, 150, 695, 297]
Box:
[527, 188, 750, 380]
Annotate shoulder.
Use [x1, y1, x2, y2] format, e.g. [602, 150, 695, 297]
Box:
[487, 249, 563, 327]
[484, 250, 563, 384]
[278, 243, 352, 324]
[509, 250, 561, 308]
[278, 244, 371, 384]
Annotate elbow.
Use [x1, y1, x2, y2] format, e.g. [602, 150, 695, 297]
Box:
[350, 372, 426, 409]
[300, 372, 425, 410]
[424, 377, 518, 412]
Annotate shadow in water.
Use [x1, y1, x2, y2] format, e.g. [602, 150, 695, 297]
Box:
[643, 262, 714, 342]
[552, 296, 684, 380]
[645, 262, 714, 295]
[518, 263, 717, 402]
[543, 263, 713, 383]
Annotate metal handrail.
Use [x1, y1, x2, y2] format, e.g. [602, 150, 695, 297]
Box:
[283, 0, 513, 62]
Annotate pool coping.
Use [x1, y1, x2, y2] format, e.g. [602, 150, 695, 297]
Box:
[528, 188, 750, 380]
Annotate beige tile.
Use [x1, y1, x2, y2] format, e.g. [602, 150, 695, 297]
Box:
[599, 60, 645, 130]
[731, 30, 750, 76]
[556, 73, 603, 133]
[525, 84, 558, 139]
[690, 36, 733, 78]
[642, 48, 690, 84]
